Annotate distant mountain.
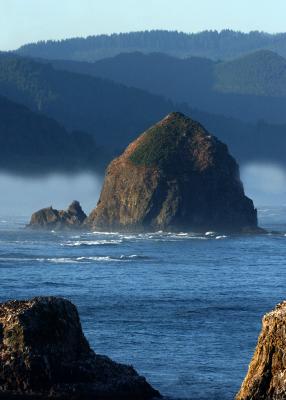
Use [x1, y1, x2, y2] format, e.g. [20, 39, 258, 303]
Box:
[0, 53, 285, 168]
[0, 95, 99, 174]
[16, 30, 286, 62]
[0, 53, 178, 148]
[48, 50, 286, 124]
[215, 50, 286, 97]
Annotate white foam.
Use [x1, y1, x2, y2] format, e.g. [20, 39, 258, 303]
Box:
[62, 239, 123, 247]
[45, 257, 72, 263]
[90, 231, 119, 235]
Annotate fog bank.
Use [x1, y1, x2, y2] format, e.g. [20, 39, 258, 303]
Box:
[0, 164, 285, 217]
[0, 173, 103, 217]
[241, 163, 286, 206]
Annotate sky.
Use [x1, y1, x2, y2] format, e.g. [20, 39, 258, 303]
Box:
[0, 0, 286, 51]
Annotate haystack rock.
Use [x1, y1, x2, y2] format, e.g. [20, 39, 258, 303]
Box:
[87, 112, 260, 233]
[237, 301, 286, 400]
[0, 296, 160, 400]
[28, 200, 87, 230]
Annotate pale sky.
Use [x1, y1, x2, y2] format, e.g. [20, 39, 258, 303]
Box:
[0, 0, 286, 51]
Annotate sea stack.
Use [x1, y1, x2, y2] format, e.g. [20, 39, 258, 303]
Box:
[237, 301, 286, 400]
[87, 112, 259, 233]
[28, 200, 87, 230]
[0, 296, 160, 399]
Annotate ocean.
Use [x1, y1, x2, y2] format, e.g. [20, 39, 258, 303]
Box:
[0, 207, 286, 400]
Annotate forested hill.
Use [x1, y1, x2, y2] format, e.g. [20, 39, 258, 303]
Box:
[48, 50, 286, 124]
[17, 30, 286, 62]
[215, 50, 286, 97]
[0, 53, 177, 145]
[0, 95, 99, 174]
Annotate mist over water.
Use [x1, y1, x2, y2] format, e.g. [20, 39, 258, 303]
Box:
[0, 173, 103, 216]
[0, 164, 285, 218]
[241, 163, 286, 206]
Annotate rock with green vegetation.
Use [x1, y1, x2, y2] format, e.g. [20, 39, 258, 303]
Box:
[87, 112, 260, 233]
[0, 296, 160, 400]
[28, 201, 87, 230]
[236, 301, 286, 400]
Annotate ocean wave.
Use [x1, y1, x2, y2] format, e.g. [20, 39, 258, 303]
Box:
[62, 239, 123, 247]
[90, 231, 119, 235]
[205, 231, 216, 236]
[0, 254, 150, 265]
[118, 232, 210, 241]
[45, 254, 150, 263]
[70, 229, 231, 242]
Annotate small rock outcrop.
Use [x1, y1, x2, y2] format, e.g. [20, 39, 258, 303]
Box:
[28, 201, 87, 230]
[87, 112, 259, 233]
[237, 301, 286, 400]
[0, 296, 160, 399]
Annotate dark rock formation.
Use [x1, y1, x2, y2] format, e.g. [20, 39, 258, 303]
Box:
[236, 301, 286, 400]
[28, 201, 87, 230]
[0, 296, 160, 400]
[87, 112, 260, 233]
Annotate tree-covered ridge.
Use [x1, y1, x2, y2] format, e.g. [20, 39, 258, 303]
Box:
[0, 95, 99, 173]
[50, 50, 286, 124]
[0, 53, 177, 146]
[215, 50, 286, 97]
[0, 54, 58, 110]
[17, 30, 286, 61]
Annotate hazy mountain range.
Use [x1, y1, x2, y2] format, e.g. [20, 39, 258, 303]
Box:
[17, 30, 286, 61]
[48, 49, 286, 124]
[0, 30, 285, 174]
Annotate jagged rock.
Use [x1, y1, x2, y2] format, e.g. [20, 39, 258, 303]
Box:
[28, 201, 87, 230]
[87, 112, 260, 233]
[0, 296, 160, 399]
[236, 301, 286, 400]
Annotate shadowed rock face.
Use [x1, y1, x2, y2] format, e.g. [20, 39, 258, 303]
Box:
[0, 296, 160, 400]
[28, 201, 87, 230]
[236, 301, 286, 400]
[87, 112, 259, 233]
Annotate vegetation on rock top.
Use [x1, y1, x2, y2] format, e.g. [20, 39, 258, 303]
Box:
[129, 113, 190, 168]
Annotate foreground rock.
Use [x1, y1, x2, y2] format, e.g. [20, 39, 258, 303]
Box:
[28, 201, 87, 230]
[237, 301, 286, 400]
[0, 297, 160, 400]
[87, 112, 260, 233]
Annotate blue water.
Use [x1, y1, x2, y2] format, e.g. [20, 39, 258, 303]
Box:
[0, 207, 286, 400]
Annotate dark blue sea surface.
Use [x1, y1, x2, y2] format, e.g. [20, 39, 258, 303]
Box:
[0, 207, 286, 400]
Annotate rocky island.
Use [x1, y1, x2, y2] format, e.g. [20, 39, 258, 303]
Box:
[0, 296, 160, 399]
[28, 200, 87, 230]
[28, 113, 262, 233]
[236, 301, 286, 400]
[87, 112, 260, 233]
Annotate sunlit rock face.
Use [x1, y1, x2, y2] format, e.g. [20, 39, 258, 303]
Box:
[0, 296, 160, 400]
[87, 112, 259, 233]
[236, 301, 286, 400]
